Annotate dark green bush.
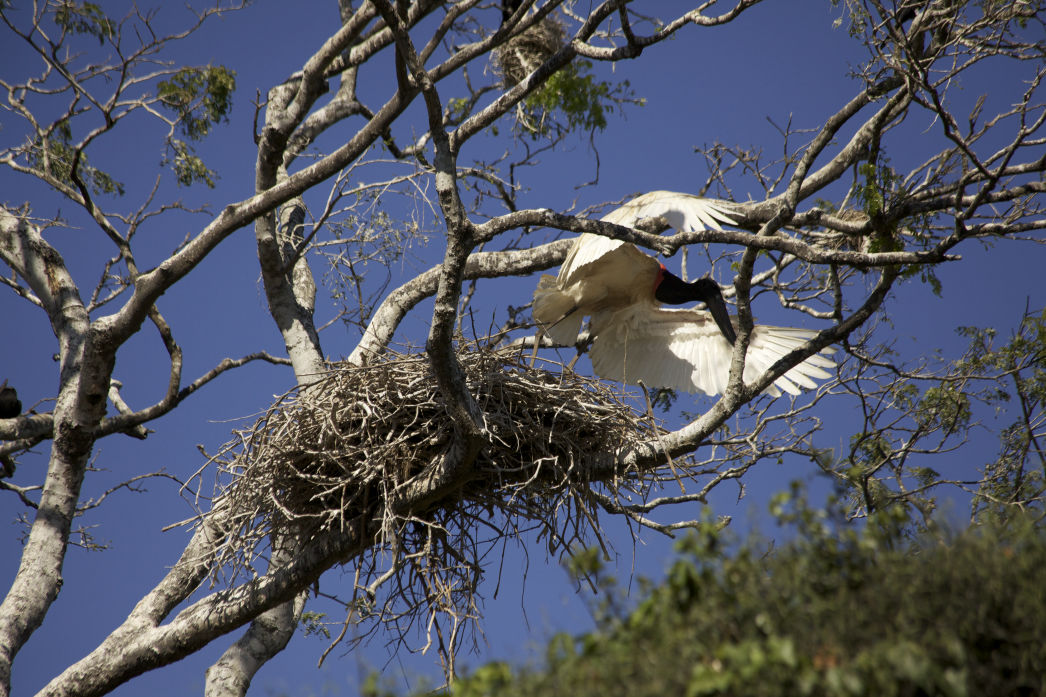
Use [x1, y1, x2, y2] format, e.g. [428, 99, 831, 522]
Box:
[441, 505, 1046, 697]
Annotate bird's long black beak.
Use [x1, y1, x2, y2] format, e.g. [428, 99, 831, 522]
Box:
[695, 278, 737, 346]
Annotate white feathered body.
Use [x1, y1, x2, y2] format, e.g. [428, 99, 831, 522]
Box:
[534, 191, 733, 345]
[532, 191, 835, 397]
[533, 243, 659, 345]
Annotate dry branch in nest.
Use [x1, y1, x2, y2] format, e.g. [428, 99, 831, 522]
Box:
[493, 14, 566, 88]
[204, 345, 668, 663]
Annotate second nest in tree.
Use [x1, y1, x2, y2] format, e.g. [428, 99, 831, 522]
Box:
[493, 14, 566, 88]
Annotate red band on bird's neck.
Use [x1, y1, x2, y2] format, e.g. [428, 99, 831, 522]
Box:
[656, 263, 666, 287]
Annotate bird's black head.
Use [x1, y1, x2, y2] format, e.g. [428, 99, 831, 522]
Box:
[0, 380, 20, 420]
[654, 267, 737, 345]
[501, 0, 522, 24]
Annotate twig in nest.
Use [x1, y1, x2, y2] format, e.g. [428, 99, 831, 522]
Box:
[202, 344, 687, 678]
[493, 14, 566, 89]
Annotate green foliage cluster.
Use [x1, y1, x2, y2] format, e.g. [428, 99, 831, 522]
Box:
[28, 119, 124, 196]
[829, 138, 942, 293]
[438, 496, 1046, 697]
[53, 1, 114, 44]
[519, 60, 638, 139]
[157, 65, 236, 187]
[299, 611, 331, 640]
[165, 140, 218, 188]
[829, 308, 1046, 526]
[959, 310, 1046, 524]
[157, 66, 236, 140]
[27, 59, 235, 191]
[524, 60, 610, 132]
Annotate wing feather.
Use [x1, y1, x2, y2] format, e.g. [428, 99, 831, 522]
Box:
[600, 191, 737, 232]
[590, 306, 835, 396]
[534, 191, 834, 397]
[558, 234, 628, 286]
[590, 306, 731, 396]
[532, 274, 584, 345]
[558, 192, 736, 286]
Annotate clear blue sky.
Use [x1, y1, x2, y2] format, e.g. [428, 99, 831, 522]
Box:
[2, 1, 1043, 695]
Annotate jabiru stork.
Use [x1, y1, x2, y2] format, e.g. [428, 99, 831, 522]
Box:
[532, 191, 834, 397]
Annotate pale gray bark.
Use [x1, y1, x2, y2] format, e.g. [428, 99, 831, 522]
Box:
[1, 0, 1043, 695]
[0, 213, 98, 693]
[204, 70, 331, 697]
[204, 550, 308, 697]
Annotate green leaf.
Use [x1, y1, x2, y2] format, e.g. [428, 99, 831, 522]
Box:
[164, 139, 218, 188]
[518, 60, 637, 139]
[28, 119, 124, 196]
[299, 611, 330, 639]
[53, 1, 114, 44]
[157, 65, 236, 140]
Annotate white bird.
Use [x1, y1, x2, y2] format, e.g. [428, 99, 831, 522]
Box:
[532, 191, 835, 397]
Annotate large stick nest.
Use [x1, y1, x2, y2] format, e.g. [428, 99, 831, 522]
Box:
[493, 15, 566, 88]
[210, 346, 662, 578]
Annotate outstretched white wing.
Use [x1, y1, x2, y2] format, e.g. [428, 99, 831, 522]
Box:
[558, 191, 737, 287]
[589, 305, 835, 397]
[600, 190, 738, 232]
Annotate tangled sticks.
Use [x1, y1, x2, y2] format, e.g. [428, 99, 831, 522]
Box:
[207, 347, 663, 590]
[493, 14, 565, 89]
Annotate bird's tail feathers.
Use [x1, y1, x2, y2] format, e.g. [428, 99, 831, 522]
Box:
[532, 275, 584, 345]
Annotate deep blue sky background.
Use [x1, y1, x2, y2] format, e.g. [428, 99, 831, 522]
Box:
[2, 1, 1043, 695]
